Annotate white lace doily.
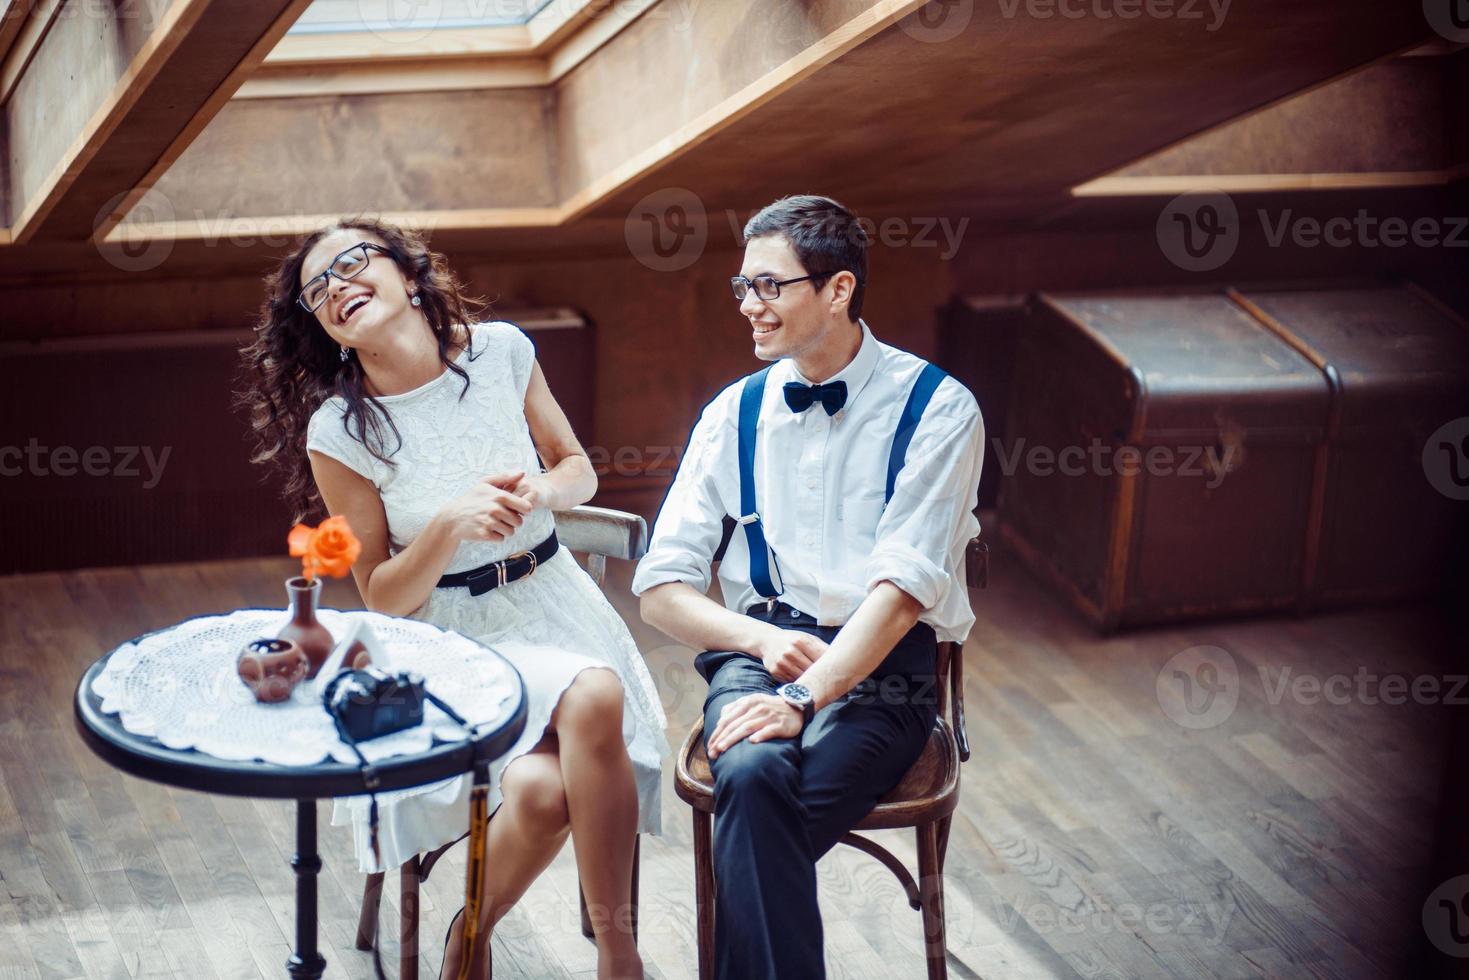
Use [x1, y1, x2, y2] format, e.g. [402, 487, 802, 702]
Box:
[91, 608, 520, 768]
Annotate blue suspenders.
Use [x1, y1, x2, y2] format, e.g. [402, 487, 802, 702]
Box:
[736, 366, 783, 600]
[736, 360, 948, 603]
[886, 362, 947, 504]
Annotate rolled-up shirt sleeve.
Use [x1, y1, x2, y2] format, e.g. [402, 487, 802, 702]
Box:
[863, 398, 984, 610]
[631, 397, 732, 598]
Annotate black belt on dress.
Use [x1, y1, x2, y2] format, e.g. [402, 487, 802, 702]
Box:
[436, 530, 558, 597]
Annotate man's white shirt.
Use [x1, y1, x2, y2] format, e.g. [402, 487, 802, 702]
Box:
[631, 320, 985, 644]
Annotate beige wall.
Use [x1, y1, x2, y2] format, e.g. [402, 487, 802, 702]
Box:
[143, 88, 560, 219]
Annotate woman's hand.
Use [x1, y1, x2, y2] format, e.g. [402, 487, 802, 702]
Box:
[437, 470, 534, 542]
[508, 473, 557, 512]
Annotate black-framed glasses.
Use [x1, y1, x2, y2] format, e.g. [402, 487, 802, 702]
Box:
[730, 272, 842, 303]
[298, 242, 392, 314]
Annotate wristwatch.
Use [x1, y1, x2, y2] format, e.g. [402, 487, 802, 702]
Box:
[775, 682, 815, 727]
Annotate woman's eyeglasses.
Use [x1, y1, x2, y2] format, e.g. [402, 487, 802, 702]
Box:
[729, 272, 842, 303]
[298, 242, 392, 314]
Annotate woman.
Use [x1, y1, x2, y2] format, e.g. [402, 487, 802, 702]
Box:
[239, 218, 665, 980]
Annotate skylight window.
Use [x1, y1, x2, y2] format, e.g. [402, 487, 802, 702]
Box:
[287, 0, 557, 34]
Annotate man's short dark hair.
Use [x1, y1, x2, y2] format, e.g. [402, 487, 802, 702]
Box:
[742, 195, 868, 322]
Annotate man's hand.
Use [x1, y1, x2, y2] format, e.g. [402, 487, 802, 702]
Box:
[707, 692, 804, 760]
[752, 629, 829, 682]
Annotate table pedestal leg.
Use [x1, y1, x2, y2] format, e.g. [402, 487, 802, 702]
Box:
[287, 799, 327, 979]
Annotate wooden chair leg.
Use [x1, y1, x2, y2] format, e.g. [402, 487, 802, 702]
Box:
[580, 884, 593, 940]
[630, 834, 640, 944]
[693, 809, 715, 980]
[916, 822, 947, 980]
[401, 854, 421, 980]
[357, 870, 385, 950]
[936, 814, 953, 874]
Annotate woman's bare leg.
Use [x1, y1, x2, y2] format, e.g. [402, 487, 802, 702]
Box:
[550, 668, 642, 979]
[439, 736, 571, 979]
[440, 669, 643, 980]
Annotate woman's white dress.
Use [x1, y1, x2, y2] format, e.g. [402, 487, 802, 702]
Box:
[305, 319, 666, 873]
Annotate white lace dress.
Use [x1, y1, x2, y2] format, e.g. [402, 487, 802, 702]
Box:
[305, 319, 667, 873]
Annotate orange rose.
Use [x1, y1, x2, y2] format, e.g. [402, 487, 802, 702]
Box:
[287, 515, 361, 582]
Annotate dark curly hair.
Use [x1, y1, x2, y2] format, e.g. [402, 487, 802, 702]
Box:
[237, 217, 488, 523]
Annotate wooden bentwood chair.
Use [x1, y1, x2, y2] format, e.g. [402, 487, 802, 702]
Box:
[674, 536, 989, 980]
[355, 505, 649, 980]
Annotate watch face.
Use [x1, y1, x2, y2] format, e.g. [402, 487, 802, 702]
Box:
[781, 683, 812, 705]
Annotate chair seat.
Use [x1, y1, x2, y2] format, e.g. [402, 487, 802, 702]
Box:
[674, 715, 960, 829]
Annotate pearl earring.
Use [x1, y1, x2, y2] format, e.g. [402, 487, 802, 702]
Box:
[410, 293, 422, 308]
[339, 345, 350, 362]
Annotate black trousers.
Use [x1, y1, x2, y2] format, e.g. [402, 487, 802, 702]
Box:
[694, 601, 939, 980]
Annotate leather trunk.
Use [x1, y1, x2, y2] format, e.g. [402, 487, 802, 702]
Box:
[999, 290, 1329, 631]
[1229, 285, 1469, 608]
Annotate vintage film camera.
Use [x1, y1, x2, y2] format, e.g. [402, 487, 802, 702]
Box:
[321, 666, 429, 743]
[314, 622, 469, 745]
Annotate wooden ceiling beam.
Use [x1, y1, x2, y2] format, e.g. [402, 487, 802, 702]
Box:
[0, 0, 59, 105]
[4, 0, 1441, 264]
[3, 0, 313, 243]
[0, 1, 37, 68]
[1072, 169, 1469, 198]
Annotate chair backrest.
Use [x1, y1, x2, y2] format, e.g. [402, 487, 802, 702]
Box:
[552, 505, 649, 589]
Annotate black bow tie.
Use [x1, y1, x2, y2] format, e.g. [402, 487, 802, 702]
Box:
[783, 380, 848, 416]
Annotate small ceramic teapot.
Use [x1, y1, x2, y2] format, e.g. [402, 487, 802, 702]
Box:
[237, 637, 309, 703]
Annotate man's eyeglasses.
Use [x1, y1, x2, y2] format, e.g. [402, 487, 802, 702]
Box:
[298, 242, 392, 314]
[730, 272, 843, 303]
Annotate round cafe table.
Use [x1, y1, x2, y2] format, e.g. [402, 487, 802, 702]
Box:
[73, 613, 526, 980]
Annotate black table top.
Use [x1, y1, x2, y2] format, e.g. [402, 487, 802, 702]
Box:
[73, 626, 527, 800]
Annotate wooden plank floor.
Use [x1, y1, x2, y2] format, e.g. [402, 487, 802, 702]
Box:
[0, 541, 1457, 978]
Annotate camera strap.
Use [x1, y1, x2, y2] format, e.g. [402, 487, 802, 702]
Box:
[413, 691, 494, 980]
[458, 758, 491, 980]
[327, 720, 391, 980]
[325, 679, 480, 980]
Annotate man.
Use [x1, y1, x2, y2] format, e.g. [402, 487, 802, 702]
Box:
[632, 194, 984, 978]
